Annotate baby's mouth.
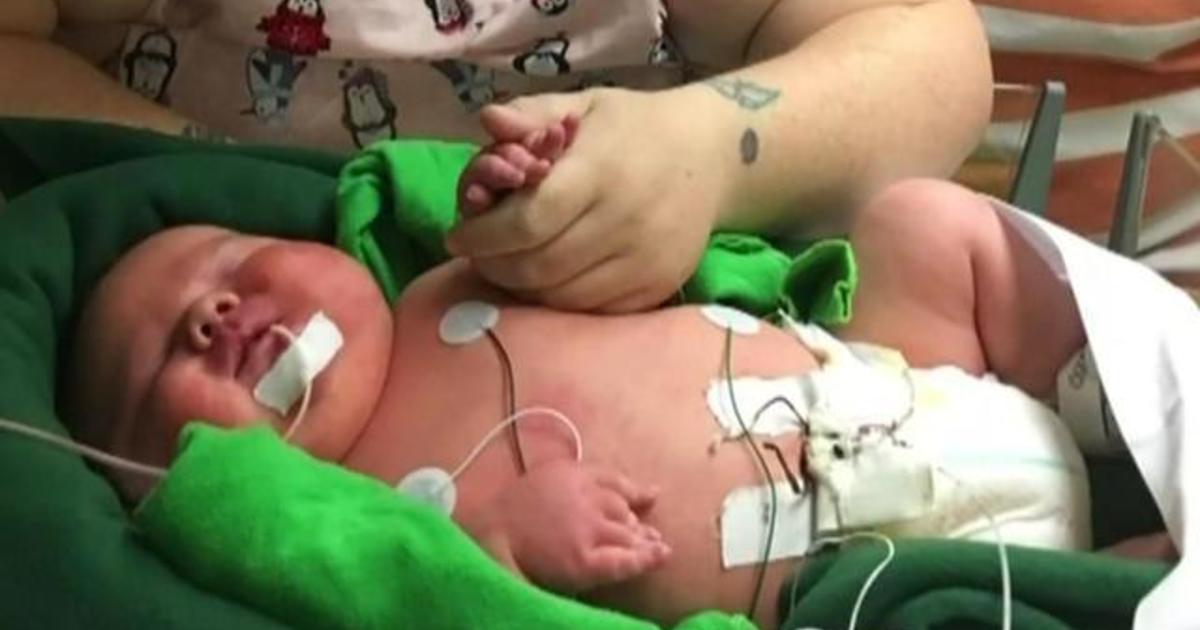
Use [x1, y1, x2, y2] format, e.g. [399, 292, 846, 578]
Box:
[250, 311, 345, 417]
[236, 323, 292, 387]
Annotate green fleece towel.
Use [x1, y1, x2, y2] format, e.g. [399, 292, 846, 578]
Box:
[781, 538, 1169, 630]
[336, 140, 477, 303]
[135, 424, 755, 630]
[334, 141, 858, 323]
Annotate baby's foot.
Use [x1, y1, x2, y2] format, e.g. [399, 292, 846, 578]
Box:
[457, 115, 579, 217]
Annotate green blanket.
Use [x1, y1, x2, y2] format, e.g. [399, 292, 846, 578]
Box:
[137, 424, 752, 630]
[781, 537, 1169, 630]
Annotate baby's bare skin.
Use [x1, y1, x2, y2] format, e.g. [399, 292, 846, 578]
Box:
[347, 258, 815, 626]
[73, 179, 1089, 629]
[71, 224, 814, 626]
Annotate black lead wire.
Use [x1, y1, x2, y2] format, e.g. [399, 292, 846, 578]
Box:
[752, 395, 811, 495]
[763, 442, 802, 496]
[721, 326, 777, 620]
[485, 329, 527, 475]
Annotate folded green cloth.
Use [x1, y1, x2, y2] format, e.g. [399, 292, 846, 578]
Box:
[136, 424, 756, 630]
[781, 538, 1169, 630]
[336, 139, 478, 303]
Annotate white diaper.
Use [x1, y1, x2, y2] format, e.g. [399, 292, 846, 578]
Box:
[786, 321, 1092, 552]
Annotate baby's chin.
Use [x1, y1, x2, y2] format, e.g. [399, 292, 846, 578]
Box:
[297, 365, 387, 464]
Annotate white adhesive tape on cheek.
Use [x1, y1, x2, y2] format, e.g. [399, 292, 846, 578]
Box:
[254, 311, 344, 415]
[720, 482, 814, 569]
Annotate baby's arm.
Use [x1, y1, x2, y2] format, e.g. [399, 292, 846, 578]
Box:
[457, 115, 578, 217]
[0, 0, 198, 135]
[457, 459, 671, 594]
[835, 179, 1085, 398]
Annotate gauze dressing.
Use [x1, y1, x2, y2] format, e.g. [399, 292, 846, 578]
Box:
[254, 311, 344, 415]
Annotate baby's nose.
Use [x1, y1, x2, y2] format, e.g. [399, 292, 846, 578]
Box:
[186, 291, 240, 351]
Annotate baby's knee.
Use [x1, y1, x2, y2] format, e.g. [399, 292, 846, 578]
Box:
[858, 178, 983, 229]
[853, 178, 995, 255]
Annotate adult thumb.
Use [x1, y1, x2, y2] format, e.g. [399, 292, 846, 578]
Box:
[480, 92, 592, 142]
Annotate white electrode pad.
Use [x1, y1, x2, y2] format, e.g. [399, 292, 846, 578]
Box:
[720, 482, 813, 568]
[701, 304, 761, 336]
[396, 467, 457, 515]
[253, 311, 344, 415]
[439, 301, 500, 345]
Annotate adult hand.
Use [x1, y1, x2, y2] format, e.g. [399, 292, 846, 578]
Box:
[445, 88, 733, 313]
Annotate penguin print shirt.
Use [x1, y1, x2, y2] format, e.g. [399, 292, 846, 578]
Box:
[114, 0, 685, 150]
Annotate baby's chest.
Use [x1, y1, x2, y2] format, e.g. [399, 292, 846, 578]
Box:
[343, 304, 678, 516]
[349, 259, 813, 485]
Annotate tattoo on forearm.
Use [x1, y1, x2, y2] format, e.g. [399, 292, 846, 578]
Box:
[740, 129, 759, 165]
[703, 77, 781, 111]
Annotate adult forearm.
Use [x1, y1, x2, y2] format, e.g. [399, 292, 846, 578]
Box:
[669, 0, 992, 232]
[0, 34, 191, 134]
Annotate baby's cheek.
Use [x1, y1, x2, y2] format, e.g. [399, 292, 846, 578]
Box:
[152, 365, 267, 438]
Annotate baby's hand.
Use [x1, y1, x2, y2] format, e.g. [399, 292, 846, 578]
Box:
[457, 116, 578, 218]
[488, 459, 670, 593]
[447, 91, 725, 312]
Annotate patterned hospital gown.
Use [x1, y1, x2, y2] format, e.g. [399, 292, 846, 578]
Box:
[114, 0, 688, 149]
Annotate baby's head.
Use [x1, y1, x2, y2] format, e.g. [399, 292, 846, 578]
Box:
[69, 225, 393, 498]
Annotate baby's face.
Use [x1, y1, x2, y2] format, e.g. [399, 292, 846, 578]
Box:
[72, 226, 393, 486]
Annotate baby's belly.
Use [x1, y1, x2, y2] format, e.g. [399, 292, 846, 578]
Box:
[344, 261, 818, 627]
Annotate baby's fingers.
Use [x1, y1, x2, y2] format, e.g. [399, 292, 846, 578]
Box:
[583, 540, 672, 586]
[464, 153, 525, 190]
[523, 116, 577, 163]
[592, 468, 659, 513]
[491, 142, 548, 178]
[457, 154, 521, 217]
[446, 157, 593, 258]
[594, 520, 667, 552]
[460, 184, 496, 217]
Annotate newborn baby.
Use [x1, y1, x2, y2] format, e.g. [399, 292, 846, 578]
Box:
[69, 173, 1090, 627]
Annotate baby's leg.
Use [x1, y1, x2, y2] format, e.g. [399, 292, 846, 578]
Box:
[836, 179, 1085, 398]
